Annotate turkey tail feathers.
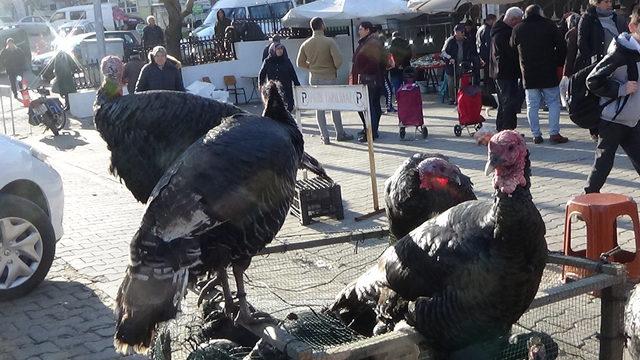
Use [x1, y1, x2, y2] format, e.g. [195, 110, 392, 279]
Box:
[114, 266, 188, 355]
[301, 152, 330, 180]
[262, 80, 290, 123]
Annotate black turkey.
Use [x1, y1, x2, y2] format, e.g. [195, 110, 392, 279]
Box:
[94, 56, 326, 204]
[626, 283, 640, 359]
[384, 153, 476, 242]
[329, 130, 547, 357]
[113, 80, 306, 354]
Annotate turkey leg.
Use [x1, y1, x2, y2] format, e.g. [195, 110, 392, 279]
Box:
[232, 261, 273, 325]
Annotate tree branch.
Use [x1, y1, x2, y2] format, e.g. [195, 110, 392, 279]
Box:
[181, 0, 195, 18]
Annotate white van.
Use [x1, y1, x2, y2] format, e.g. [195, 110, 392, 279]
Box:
[50, 4, 122, 31]
[193, 0, 295, 39]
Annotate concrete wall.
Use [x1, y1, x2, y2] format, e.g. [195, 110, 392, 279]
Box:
[181, 34, 354, 92]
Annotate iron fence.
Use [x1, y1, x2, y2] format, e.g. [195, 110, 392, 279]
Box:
[73, 60, 101, 90]
[141, 37, 237, 67]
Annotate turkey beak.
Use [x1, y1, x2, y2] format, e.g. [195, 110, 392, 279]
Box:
[485, 155, 502, 176]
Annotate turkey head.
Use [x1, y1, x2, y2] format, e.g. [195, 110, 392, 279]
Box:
[484, 130, 528, 194]
[417, 157, 463, 191]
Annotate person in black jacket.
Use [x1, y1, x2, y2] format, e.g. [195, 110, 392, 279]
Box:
[214, 9, 231, 40]
[490, 7, 524, 131]
[388, 32, 412, 102]
[441, 24, 480, 105]
[142, 16, 165, 50]
[511, 4, 568, 144]
[477, 14, 497, 92]
[584, 6, 640, 193]
[0, 38, 26, 99]
[259, 42, 300, 112]
[135, 46, 185, 92]
[575, 0, 627, 72]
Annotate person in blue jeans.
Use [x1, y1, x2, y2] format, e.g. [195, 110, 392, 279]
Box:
[511, 4, 569, 144]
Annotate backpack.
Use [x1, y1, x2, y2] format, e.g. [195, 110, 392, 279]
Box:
[568, 60, 638, 128]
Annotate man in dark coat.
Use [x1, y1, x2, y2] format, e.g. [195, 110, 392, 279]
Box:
[123, 51, 144, 95]
[0, 38, 26, 99]
[490, 8, 524, 131]
[477, 14, 497, 77]
[142, 15, 165, 50]
[351, 21, 384, 142]
[511, 4, 568, 145]
[135, 46, 185, 92]
[441, 24, 480, 105]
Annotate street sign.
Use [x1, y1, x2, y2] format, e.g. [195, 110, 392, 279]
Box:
[293, 84, 382, 215]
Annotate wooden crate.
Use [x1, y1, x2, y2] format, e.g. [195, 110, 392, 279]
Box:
[290, 177, 344, 225]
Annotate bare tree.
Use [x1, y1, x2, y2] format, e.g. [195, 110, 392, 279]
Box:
[162, 0, 194, 60]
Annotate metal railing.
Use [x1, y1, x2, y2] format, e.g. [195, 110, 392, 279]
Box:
[141, 36, 237, 66]
[73, 60, 101, 90]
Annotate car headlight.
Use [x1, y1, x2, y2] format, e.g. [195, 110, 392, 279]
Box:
[30, 147, 50, 163]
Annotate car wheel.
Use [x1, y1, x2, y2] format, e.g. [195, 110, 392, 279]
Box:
[0, 194, 55, 300]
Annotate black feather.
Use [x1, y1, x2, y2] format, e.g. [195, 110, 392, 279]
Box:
[115, 85, 304, 353]
[384, 153, 476, 241]
[94, 91, 245, 203]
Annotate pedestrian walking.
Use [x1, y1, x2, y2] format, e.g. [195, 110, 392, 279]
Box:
[351, 21, 385, 143]
[441, 24, 480, 105]
[297, 17, 353, 144]
[477, 14, 497, 93]
[490, 7, 524, 131]
[584, 5, 640, 193]
[388, 32, 412, 97]
[51, 51, 78, 111]
[560, 13, 581, 108]
[123, 51, 144, 95]
[214, 9, 231, 40]
[259, 43, 300, 112]
[135, 46, 185, 92]
[142, 15, 165, 50]
[0, 38, 26, 99]
[511, 4, 568, 144]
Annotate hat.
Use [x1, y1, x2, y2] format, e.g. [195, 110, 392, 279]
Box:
[101, 55, 124, 82]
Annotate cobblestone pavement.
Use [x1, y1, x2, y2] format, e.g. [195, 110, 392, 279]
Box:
[1, 94, 639, 359]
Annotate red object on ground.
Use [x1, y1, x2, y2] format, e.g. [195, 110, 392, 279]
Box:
[396, 81, 424, 127]
[20, 79, 30, 107]
[456, 73, 484, 126]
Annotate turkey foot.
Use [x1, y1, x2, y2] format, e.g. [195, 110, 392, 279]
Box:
[232, 263, 273, 325]
[196, 273, 222, 307]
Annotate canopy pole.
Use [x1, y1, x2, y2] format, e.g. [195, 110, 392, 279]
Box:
[351, 19, 355, 55]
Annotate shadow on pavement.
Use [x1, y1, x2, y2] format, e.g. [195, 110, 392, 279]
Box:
[40, 130, 89, 151]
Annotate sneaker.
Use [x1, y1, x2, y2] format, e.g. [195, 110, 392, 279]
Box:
[336, 133, 354, 142]
[591, 134, 599, 142]
[358, 132, 379, 143]
[448, 100, 456, 105]
[357, 129, 366, 136]
[321, 136, 330, 145]
[533, 136, 544, 144]
[387, 107, 397, 113]
[549, 134, 569, 144]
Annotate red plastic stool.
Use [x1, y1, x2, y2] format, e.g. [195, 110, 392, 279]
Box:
[563, 193, 640, 282]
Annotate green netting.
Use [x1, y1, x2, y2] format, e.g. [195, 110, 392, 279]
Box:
[281, 311, 366, 350]
[150, 237, 618, 360]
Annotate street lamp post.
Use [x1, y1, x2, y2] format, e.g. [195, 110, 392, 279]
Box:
[94, 0, 106, 60]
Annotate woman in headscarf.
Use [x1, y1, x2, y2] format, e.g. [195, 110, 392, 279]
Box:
[258, 42, 300, 111]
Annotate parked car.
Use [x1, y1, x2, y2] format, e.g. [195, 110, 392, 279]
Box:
[32, 30, 140, 73]
[50, 3, 120, 31]
[31, 33, 89, 74]
[82, 30, 141, 61]
[15, 16, 51, 35]
[56, 19, 96, 37]
[193, 0, 294, 39]
[0, 135, 64, 300]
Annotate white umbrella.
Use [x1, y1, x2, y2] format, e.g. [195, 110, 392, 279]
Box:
[408, 0, 519, 14]
[282, 0, 417, 27]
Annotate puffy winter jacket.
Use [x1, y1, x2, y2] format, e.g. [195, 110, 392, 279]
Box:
[587, 33, 640, 128]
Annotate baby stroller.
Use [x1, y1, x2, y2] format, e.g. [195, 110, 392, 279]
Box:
[396, 67, 428, 140]
[454, 61, 484, 137]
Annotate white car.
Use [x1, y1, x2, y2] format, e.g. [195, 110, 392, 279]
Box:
[0, 135, 64, 300]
